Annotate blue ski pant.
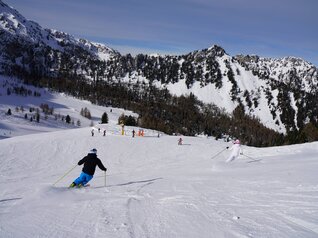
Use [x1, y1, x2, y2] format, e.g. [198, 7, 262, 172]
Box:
[73, 172, 93, 186]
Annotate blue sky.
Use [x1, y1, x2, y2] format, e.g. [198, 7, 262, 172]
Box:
[5, 0, 318, 66]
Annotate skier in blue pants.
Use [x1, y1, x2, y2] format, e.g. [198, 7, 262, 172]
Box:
[70, 148, 107, 188]
[73, 172, 93, 187]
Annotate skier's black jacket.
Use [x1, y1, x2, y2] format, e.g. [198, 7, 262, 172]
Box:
[78, 153, 106, 176]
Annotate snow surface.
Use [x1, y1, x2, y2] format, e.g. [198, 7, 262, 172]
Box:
[1, 77, 318, 237]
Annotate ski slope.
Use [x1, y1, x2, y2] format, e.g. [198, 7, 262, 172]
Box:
[1, 126, 318, 238]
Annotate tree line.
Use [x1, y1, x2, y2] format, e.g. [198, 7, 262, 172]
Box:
[16, 74, 316, 146]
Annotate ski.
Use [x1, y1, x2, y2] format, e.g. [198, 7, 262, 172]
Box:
[68, 184, 90, 189]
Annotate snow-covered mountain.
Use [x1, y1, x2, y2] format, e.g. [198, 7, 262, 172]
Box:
[186, 50, 317, 133]
[0, 1, 119, 78]
[0, 0, 317, 136]
[116, 47, 318, 134]
[0, 1, 118, 60]
[235, 55, 318, 93]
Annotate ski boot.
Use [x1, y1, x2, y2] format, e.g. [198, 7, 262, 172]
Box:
[69, 182, 76, 188]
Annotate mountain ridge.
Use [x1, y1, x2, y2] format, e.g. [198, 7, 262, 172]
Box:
[0, 0, 317, 142]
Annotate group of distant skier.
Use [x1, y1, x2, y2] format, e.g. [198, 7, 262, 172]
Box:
[91, 128, 107, 137]
[91, 127, 148, 138]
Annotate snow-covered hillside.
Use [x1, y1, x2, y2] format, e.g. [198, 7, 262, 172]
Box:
[164, 52, 287, 132]
[236, 55, 318, 92]
[1, 118, 318, 237]
[0, 75, 137, 139]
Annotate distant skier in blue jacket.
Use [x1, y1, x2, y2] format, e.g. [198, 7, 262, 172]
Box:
[69, 148, 107, 188]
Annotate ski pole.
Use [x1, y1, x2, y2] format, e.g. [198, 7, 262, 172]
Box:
[242, 154, 258, 161]
[104, 170, 106, 187]
[211, 148, 228, 160]
[52, 164, 77, 186]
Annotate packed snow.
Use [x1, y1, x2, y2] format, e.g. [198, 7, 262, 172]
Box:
[1, 77, 318, 238]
